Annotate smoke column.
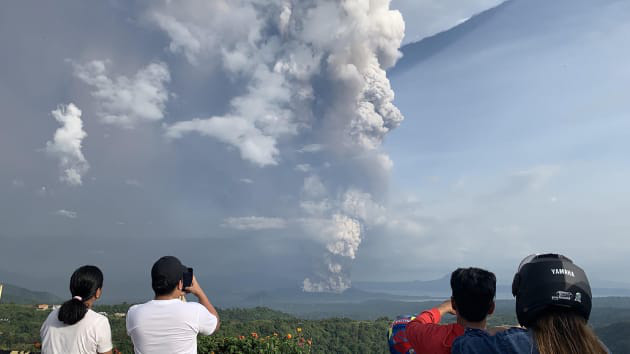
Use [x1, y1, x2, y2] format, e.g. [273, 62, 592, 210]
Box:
[151, 0, 405, 292]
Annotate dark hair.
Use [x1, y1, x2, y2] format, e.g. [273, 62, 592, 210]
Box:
[151, 256, 186, 296]
[58, 265, 103, 325]
[152, 277, 180, 296]
[451, 267, 496, 322]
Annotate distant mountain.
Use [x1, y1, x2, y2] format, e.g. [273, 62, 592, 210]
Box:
[0, 283, 63, 304]
[390, 0, 513, 75]
[354, 276, 630, 299]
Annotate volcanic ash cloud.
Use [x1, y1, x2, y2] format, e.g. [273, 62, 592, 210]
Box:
[150, 0, 405, 292]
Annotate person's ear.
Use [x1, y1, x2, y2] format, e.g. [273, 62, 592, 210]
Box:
[451, 296, 457, 311]
[95, 288, 102, 299]
[488, 300, 495, 315]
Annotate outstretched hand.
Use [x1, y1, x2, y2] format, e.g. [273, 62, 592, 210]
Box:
[437, 299, 457, 316]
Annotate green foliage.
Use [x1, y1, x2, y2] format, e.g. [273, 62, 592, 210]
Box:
[0, 304, 48, 352]
[198, 333, 312, 353]
[0, 304, 389, 353]
[2, 303, 630, 353]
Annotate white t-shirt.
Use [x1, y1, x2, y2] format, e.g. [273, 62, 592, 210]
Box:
[126, 299, 218, 354]
[40, 308, 113, 354]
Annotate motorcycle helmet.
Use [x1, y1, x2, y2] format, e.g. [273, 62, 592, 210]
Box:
[512, 253, 592, 327]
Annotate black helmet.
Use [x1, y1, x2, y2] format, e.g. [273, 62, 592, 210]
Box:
[511, 253, 592, 327]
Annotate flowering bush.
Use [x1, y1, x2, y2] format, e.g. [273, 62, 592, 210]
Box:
[198, 330, 312, 354]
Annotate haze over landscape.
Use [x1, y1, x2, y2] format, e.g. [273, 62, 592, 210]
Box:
[1, 0, 630, 306]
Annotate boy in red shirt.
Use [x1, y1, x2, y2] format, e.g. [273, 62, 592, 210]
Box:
[406, 267, 496, 354]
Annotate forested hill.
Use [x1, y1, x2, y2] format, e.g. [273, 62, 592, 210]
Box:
[0, 283, 62, 304]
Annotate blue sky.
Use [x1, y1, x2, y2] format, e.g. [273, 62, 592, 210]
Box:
[1, 0, 629, 300]
[369, 0, 630, 283]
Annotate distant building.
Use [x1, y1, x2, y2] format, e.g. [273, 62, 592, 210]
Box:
[114, 312, 126, 318]
[0, 283, 3, 303]
[37, 304, 50, 310]
[52, 304, 61, 310]
[98, 311, 109, 317]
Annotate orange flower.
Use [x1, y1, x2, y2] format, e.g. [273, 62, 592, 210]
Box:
[307, 339, 313, 346]
[287, 333, 293, 339]
[251, 332, 259, 339]
[239, 335, 245, 340]
[273, 333, 278, 337]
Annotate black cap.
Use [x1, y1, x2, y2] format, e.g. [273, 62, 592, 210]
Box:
[151, 256, 187, 291]
[512, 253, 592, 327]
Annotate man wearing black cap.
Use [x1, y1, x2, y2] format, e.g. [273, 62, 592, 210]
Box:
[126, 256, 220, 354]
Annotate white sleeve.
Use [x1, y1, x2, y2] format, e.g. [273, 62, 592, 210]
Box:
[196, 304, 218, 335]
[126, 306, 136, 336]
[40, 312, 51, 340]
[96, 317, 113, 353]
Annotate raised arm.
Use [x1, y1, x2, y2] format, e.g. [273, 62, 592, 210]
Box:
[186, 275, 220, 331]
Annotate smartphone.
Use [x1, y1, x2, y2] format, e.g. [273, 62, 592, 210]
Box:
[183, 267, 193, 288]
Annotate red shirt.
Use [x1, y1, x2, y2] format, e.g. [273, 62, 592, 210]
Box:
[406, 308, 465, 354]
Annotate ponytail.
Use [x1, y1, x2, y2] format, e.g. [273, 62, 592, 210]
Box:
[58, 265, 103, 325]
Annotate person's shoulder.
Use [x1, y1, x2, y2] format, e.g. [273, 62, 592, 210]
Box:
[43, 308, 60, 324]
[126, 301, 154, 318]
[452, 329, 490, 345]
[183, 301, 209, 312]
[495, 327, 529, 339]
[128, 300, 156, 311]
[86, 309, 110, 323]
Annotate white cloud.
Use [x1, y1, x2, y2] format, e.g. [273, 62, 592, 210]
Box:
[73, 60, 170, 128]
[239, 178, 254, 184]
[509, 165, 560, 192]
[150, 12, 201, 64]
[46, 103, 89, 186]
[223, 216, 287, 231]
[55, 209, 78, 219]
[125, 179, 142, 187]
[301, 175, 327, 199]
[295, 164, 311, 173]
[166, 116, 279, 166]
[298, 144, 324, 153]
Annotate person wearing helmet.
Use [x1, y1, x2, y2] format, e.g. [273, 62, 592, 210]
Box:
[404, 267, 496, 354]
[452, 253, 610, 354]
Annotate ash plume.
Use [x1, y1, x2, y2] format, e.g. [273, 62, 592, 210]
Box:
[150, 0, 405, 292]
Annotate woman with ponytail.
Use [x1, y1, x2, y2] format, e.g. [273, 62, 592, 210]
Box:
[40, 265, 113, 354]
